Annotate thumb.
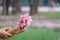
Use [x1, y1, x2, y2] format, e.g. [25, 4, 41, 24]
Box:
[2, 27, 12, 31]
[2, 29, 12, 37]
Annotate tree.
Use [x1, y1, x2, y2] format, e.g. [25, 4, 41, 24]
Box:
[15, 0, 21, 12]
[12, 0, 21, 14]
[2, 0, 9, 15]
[28, 0, 39, 15]
[57, 0, 60, 5]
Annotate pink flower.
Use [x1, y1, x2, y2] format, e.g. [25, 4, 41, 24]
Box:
[17, 13, 33, 29]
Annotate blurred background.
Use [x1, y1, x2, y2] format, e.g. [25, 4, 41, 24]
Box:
[0, 0, 60, 40]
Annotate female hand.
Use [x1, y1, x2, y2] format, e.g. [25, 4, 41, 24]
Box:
[0, 27, 12, 39]
[11, 24, 27, 34]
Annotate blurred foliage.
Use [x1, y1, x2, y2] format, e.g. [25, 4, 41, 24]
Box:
[21, 0, 60, 6]
[0, 25, 4, 29]
[0, 0, 59, 6]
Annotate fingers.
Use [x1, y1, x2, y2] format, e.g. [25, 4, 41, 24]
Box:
[15, 26, 27, 34]
[1, 27, 13, 36]
[22, 27, 27, 32]
[3, 30, 12, 37]
[1, 29, 12, 37]
[0, 30, 9, 38]
[0, 27, 13, 38]
[2, 27, 12, 31]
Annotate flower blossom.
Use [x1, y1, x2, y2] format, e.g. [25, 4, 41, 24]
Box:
[17, 13, 33, 29]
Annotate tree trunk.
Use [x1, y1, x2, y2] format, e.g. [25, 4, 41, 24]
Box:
[57, 0, 60, 5]
[15, 0, 21, 12]
[12, 0, 16, 14]
[12, 0, 21, 14]
[2, 0, 9, 15]
[29, 0, 39, 15]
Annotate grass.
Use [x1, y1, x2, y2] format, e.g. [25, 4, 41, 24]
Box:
[0, 27, 58, 40]
[34, 12, 60, 19]
[0, 26, 60, 40]
[0, 12, 60, 40]
[10, 28, 59, 40]
[0, 12, 60, 19]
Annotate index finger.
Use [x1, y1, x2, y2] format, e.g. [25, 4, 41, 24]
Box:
[2, 27, 12, 31]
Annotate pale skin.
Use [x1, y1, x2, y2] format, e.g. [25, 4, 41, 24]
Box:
[0, 24, 27, 39]
[0, 27, 12, 39]
[0, 17, 27, 40]
[7, 24, 27, 35]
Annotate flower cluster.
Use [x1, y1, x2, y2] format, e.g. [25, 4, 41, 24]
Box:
[17, 13, 33, 29]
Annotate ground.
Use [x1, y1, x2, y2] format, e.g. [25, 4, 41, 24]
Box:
[0, 12, 60, 40]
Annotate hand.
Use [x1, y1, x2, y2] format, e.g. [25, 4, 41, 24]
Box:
[0, 27, 12, 39]
[16, 20, 27, 34]
[15, 25, 27, 34]
[11, 24, 27, 34]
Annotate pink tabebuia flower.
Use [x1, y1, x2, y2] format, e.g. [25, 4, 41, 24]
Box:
[17, 13, 33, 29]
